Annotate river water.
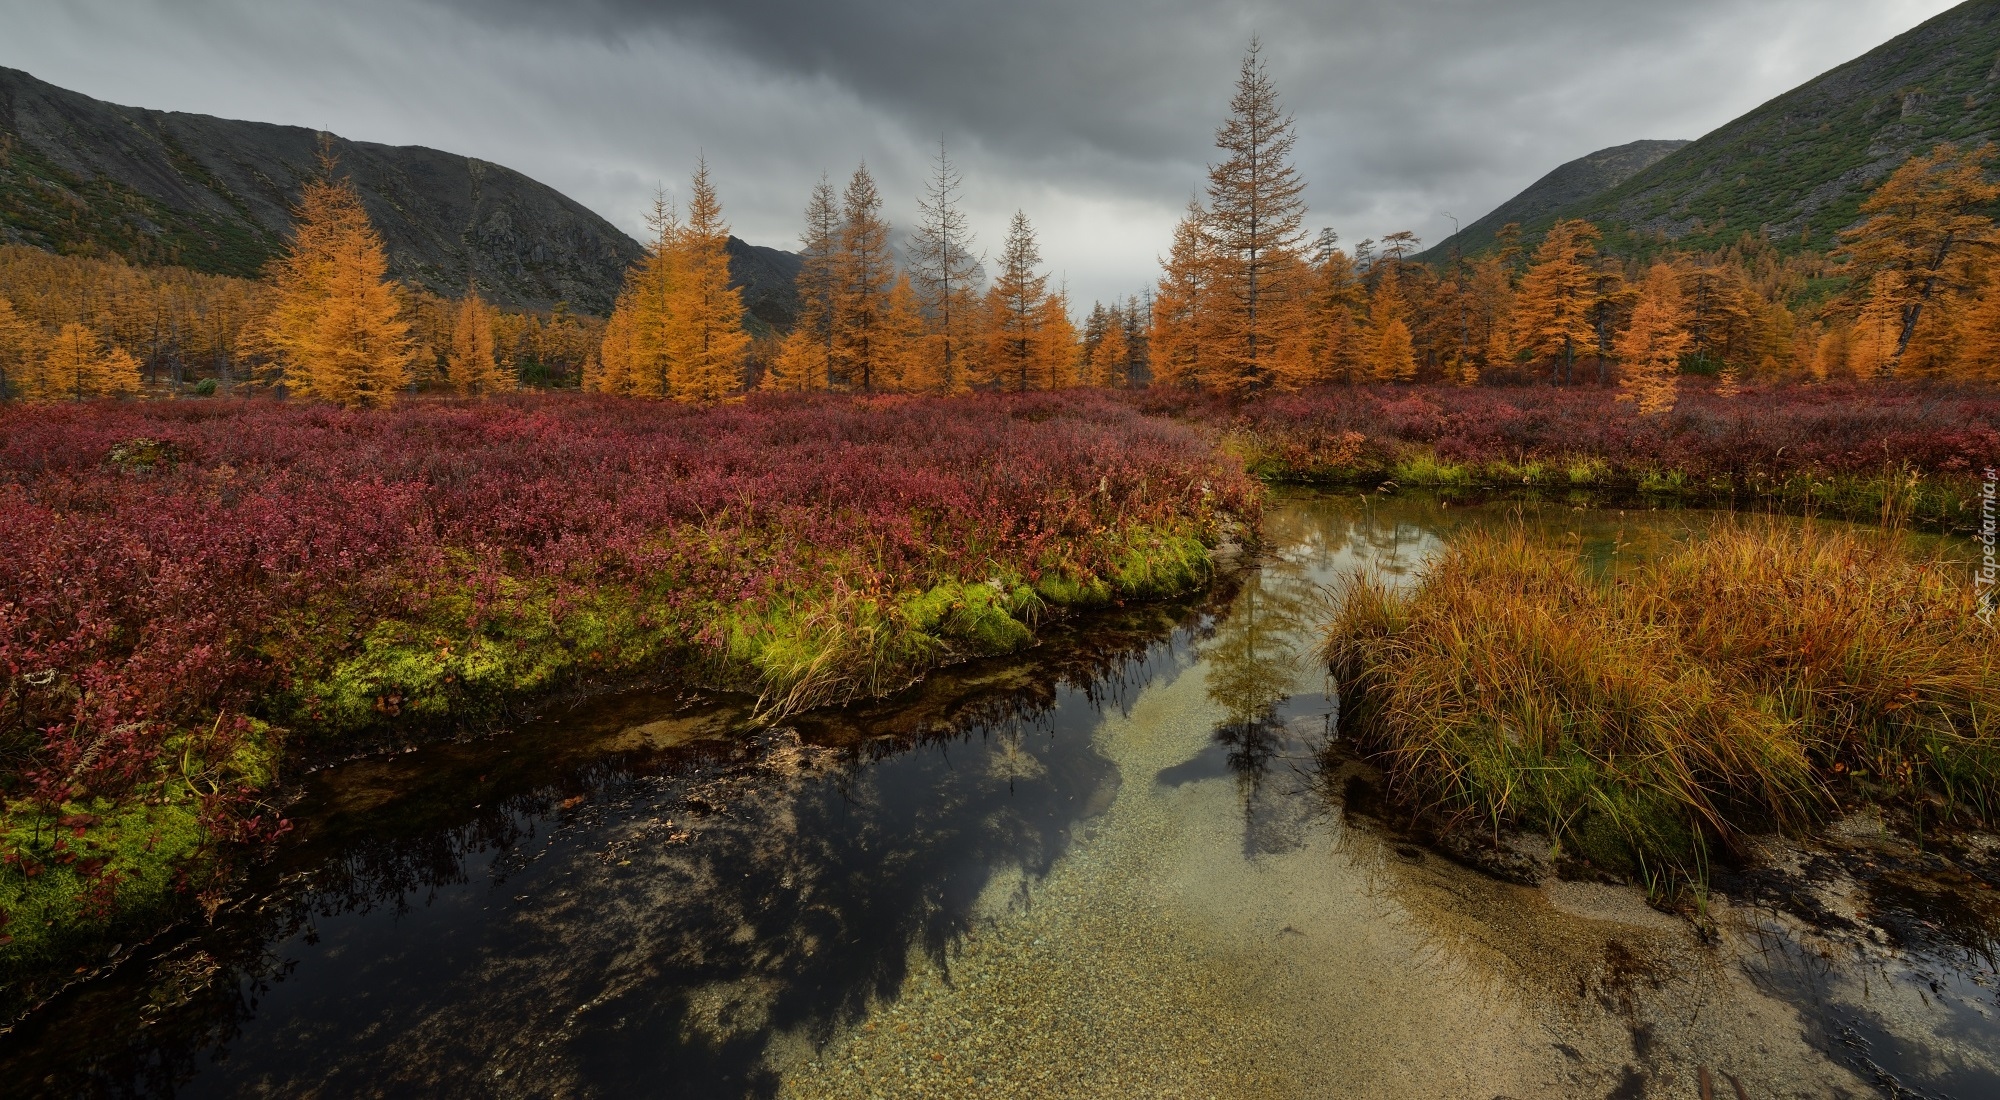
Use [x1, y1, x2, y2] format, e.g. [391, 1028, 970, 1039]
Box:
[4, 491, 1996, 1098]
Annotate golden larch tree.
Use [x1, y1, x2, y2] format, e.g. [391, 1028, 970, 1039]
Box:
[1295, 233, 1364, 387]
[261, 143, 413, 407]
[765, 175, 841, 392]
[1033, 289, 1081, 389]
[1508, 219, 1600, 384]
[1614, 264, 1689, 415]
[1839, 143, 1999, 376]
[1087, 311, 1131, 387]
[448, 288, 512, 396]
[1199, 39, 1311, 394]
[908, 142, 983, 394]
[1954, 278, 2000, 382]
[1367, 264, 1417, 383]
[879, 272, 926, 392]
[595, 193, 681, 397]
[1848, 271, 1906, 381]
[0, 295, 36, 399]
[833, 165, 899, 392]
[1150, 198, 1217, 389]
[35, 323, 140, 401]
[664, 159, 750, 402]
[984, 210, 1054, 392]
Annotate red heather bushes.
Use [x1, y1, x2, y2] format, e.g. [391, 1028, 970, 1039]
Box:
[0, 390, 1255, 817]
[1160, 382, 1998, 483]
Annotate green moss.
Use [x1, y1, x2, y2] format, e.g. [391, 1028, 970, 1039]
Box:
[1565, 458, 1610, 486]
[1392, 454, 1474, 488]
[1109, 532, 1213, 598]
[1, 789, 210, 980]
[1637, 469, 1692, 494]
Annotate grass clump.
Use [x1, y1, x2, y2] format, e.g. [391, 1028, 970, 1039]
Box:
[1324, 520, 1997, 893]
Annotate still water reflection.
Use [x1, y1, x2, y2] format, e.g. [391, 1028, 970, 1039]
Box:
[3, 492, 1993, 1098]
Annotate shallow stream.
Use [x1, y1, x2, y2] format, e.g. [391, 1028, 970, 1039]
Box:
[4, 492, 1996, 1098]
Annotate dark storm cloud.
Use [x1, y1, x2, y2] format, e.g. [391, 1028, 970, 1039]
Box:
[421, 0, 1966, 248]
[0, 0, 1963, 302]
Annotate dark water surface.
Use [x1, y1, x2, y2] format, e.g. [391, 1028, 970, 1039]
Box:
[3, 492, 1995, 1098]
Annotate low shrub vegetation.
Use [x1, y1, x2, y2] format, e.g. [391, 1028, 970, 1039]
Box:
[0, 389, 1258, 979]
[1153, 382, 2000, 532]
[1323, 520, 1998, 896]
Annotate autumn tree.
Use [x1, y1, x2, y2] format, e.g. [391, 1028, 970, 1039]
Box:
[1034, 286, 1081, 389]
[833, 165, 900, 391]
[665, 159, 750, 401]
[1587, 266, 1632, 385]
[984, 210, 1057, 391]
[1086, 306, 1131, 387]
[593, 192, 679, 397]
[1508, 219, 1600, 384]
[0, 296, 34, 399]
[1292, 229, 1364, 387]
[1199, 39, 1311, 394]
[32, 323, 140, 401]
[1615, 264, 1689, 415]
[1150, 198, 1216, 388]
[1848, 271, 1906, 380]
[1839, 143, 1999, 376]
[448, 288, 512, 396]
[261, 140, 413, 407]
[908, 143, 983, 394]
[765, 175, 841, 392]
[1367, 263, 1416, 382]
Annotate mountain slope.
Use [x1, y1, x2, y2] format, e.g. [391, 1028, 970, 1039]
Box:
[0, 66, 801, 321]
[1419, 140, 1689, 261]
[1443, 0, 2000, 259]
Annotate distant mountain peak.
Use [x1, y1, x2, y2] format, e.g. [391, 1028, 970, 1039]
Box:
[0, 66, 802, 323]
[1429, 0, 2000, 260]
[1420, 139, 1689, 261]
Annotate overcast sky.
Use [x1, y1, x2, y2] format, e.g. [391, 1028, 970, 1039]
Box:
[0, 0, 1964, 306]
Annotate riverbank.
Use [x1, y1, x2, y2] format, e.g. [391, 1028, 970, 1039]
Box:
[0, 391, 1259, 1000]
[1323, 517, 1998, 898]
[1145, 382, 1999, 533]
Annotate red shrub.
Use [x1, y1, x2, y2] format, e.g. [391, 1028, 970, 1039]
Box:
[0, 391, 1256, 810]
[1190, 382, 2000, 480]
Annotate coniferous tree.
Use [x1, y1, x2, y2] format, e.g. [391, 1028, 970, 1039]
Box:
[261, 139, 413, 407]
[1848, 271, 1906, 381]
[984, 211, 1052, 391]
[1839, 143, 1999, 375]
[1954, 280, 2000, 382]
[1087, 309, 1130, 387]
[1509, 219, 1599, 384]
[1300, 231, 1364, 386]
[767, 175, 841, 392]
[1615, 264, 1689, 415]
[666, 159, 750, 401]
[1123, 294, 1151, 382]
[35, 323, 140, 401]
[1367, 264, 1416, 382]
[833, 165, 898, 391]
[908, 143, 983, 394]
[0, 296, 33, 399]
[595, 193, 679, 397]
[1201, 39, 1311, 394]
[448, 288, 510, 396]
[1151, 198, 1216, 388]
[880, 272, 926, 392]
[1034, 287, 1081, 388]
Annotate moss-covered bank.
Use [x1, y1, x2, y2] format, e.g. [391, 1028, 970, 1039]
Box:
[1, 522, 1226, 1010]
